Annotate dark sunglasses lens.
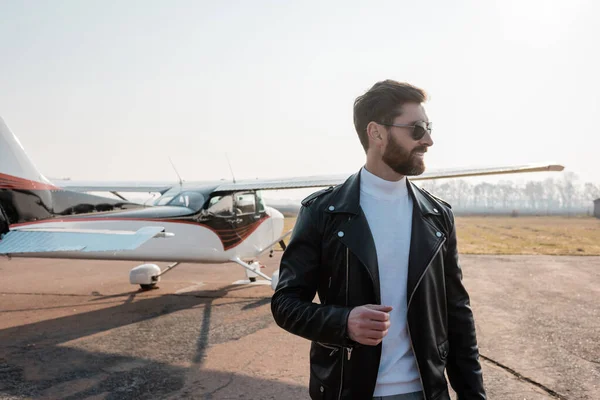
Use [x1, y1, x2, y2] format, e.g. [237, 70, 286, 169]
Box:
[412, 125, 426, 140]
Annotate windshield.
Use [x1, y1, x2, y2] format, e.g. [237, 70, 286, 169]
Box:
[153, 191, 206, 211]
[168, 192, 205, 210]
[154, 194, 176, 206]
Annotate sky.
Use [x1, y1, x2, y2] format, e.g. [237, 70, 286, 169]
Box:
[1, 0, 598, 202]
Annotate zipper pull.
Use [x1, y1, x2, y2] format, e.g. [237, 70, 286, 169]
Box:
[346, 347, 353, 360]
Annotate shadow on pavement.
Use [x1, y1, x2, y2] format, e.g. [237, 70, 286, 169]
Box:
[0, 285, 302, 399]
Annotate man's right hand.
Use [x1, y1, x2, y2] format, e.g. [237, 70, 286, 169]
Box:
[346, 304, 393, 346]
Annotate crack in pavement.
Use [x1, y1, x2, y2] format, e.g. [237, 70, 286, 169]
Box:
[202, 358, 254, 400]
[480, 354, 567, 399]
[202, 374, 235, 400]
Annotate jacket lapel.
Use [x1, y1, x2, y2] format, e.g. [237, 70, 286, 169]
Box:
[324, 171, 447, 305]
[325, 171, 381, 303]
[337, 209, 381, 303]
[406, 181, 447, 301]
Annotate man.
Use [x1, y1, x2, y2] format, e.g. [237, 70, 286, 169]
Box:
[270, 80, 486, 400]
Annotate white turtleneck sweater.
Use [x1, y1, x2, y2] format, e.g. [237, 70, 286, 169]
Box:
[359, 167, 422, 397]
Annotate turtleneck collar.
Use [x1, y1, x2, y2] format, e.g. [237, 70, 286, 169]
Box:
[360, 166, 408, 200]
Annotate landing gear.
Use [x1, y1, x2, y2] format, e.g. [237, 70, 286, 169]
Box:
[244, 261, 262, 282]
[230, 257, 279, 289]
[129, 262, 181, 290]
[270, 240, 287, 257]
[140, 283, 157, 291]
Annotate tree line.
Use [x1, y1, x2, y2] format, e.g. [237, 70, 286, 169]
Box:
[417, 172, 600, 216]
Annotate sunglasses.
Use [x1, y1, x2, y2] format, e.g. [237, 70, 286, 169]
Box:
[378, 121, 432, 140]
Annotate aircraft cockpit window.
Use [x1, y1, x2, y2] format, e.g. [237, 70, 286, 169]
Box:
[235, 193, 256, 215]
[206, 194, 234, 217]
[155, 195, 175, 206]
[167, 192, 205, 210]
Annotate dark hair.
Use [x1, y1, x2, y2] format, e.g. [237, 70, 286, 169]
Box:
[353, 80, 428, 152]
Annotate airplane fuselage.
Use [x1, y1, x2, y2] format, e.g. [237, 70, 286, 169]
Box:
[8, 205, 285, 263]
[1, 160, 287, 265]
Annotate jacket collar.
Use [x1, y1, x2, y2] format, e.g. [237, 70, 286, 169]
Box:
[324, 170, 361, 215]
[325, 167, 441, 218]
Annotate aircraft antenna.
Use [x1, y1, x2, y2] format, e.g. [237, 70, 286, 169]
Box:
[225, 153, 236, 183]
[169, 157, 183, 186]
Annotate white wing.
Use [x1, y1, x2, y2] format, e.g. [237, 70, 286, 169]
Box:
[51, 162, 564, 194]
[54, 179, 176, 194]
[215, 163, 565, 191]
[412, 163, 565, 180]
[0, 226, 172, 254]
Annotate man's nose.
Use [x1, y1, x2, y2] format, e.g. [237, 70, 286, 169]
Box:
[420, 131, 433, 147]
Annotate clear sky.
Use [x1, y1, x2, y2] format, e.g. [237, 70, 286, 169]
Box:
[1, 0, 598, 200]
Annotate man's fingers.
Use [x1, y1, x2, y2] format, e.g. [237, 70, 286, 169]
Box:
[355, 327, 389, 341]
[365, 304, 393, 313]
[361, 320, 389, 331]
[347, 305, 393, 346]
[363, 309, 391, 322]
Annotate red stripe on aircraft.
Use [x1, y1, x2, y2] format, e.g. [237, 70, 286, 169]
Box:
[0, 173, 59, 190]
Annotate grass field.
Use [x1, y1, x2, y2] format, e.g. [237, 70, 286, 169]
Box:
[283, 216, 600, 255]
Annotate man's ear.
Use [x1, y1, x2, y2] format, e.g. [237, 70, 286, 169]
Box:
[367, 122, 383, 144]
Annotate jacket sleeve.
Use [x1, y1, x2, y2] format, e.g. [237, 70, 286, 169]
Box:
[270, 205, 353, 346]
[444, 211, 487, 399]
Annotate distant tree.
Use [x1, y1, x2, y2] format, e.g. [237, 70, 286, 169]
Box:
[542, 178, 559, 211]
[525, 181, 540, 210]
[473, 182, 497, 209]
[496, 180, 516, 209]
[583, 182, 600, 201]
[557, 172, 579, 211]
[437, 182, 453, 204]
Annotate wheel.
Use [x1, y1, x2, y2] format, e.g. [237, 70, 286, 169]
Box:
[140, 283, 157, 290]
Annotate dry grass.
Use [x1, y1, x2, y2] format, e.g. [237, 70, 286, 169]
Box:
[455, 216, 600, 255]
[283, 216, 600, 255]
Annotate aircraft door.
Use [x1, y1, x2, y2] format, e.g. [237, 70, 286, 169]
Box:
[198, 192, 264, 250]
[234, 192, 259, 225]
[232, 191, 265, 247]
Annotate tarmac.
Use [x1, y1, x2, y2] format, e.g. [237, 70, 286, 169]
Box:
[0, 254, 598, 399]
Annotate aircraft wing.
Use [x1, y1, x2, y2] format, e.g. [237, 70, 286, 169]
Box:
[0, 226, 172, 254]
[411, 163, 565, 180]
[53, 179, 176, 194]
[51, 162, 564, 194]
[214, 163, 565, 191]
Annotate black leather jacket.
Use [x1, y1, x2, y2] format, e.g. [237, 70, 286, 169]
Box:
[271, 170, 486, 400]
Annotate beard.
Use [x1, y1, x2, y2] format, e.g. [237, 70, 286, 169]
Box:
[381, 133, 427, 176]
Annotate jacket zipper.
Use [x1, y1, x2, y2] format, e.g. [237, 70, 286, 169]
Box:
[345, 248, 352, 360]
[337, 247, 351, 400]
[406, 238, 446, 396]
[316, 342, 340, 356]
